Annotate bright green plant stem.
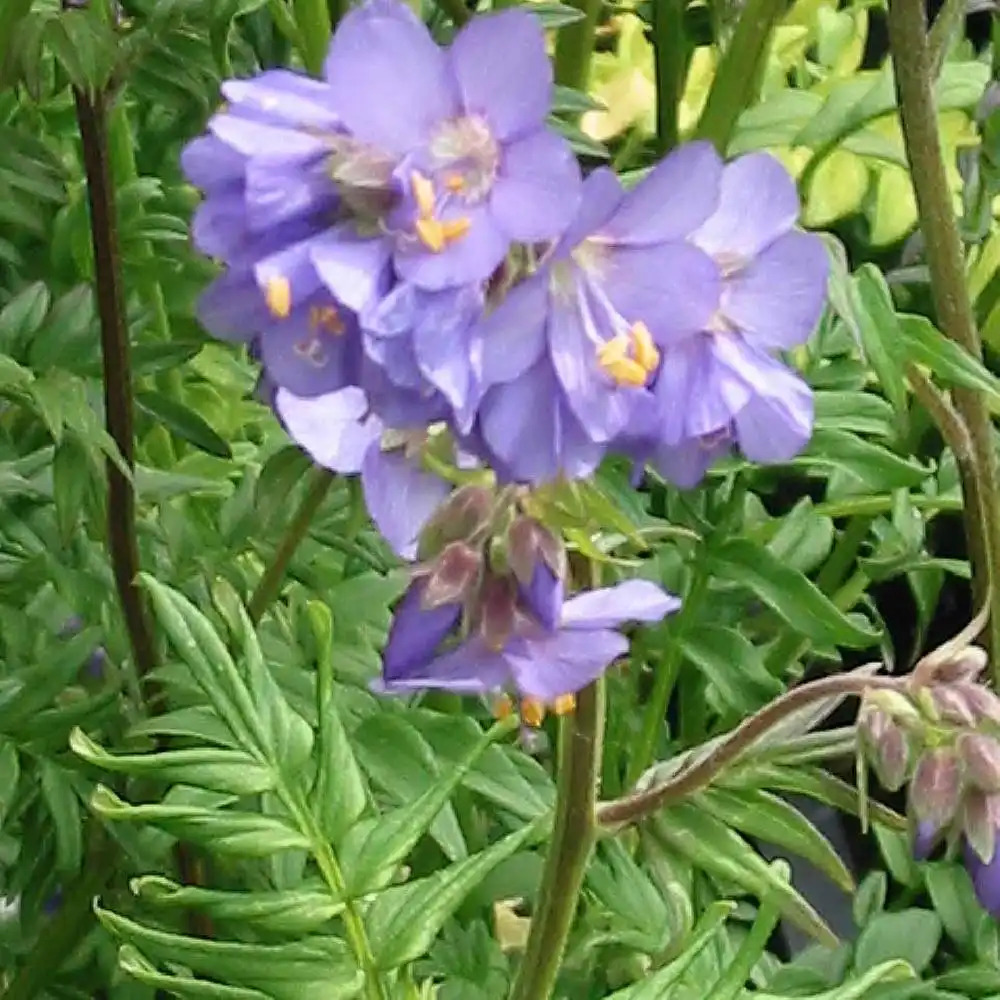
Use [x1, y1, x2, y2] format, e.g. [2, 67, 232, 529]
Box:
[694, 0, 784, 152]
[508, 679, 605, 1000]
[553, 0, 603, 92]
[627, 566, 708, 787]
[887, 0, 1000, 666]
[248, 466, 335, 623]
[651, 0, 687, 153]
[293, 0, 333, 74]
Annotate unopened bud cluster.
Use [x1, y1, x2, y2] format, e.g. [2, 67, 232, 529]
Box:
[859, 643, 1000, 915]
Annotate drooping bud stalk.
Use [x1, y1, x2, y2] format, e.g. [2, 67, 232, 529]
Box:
[423, 542, 482, 609]
[959, 733, 1000, 793]
[932, 645, 989, 685]
[859, 705, 911, 791]
[910, 747, 963, 831]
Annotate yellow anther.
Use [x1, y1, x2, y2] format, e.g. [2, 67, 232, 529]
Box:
[415, 217, 446, 252]
[520, 698, 546, 728]
[602, 357, 649, 387]
[596, 334, 629, 366]
[444, 172, 466, 192]
[265, 276, 292, 319]
[630, 321, 660, 373]
[552, 694, 576, 716]
[492, 694, 515, 721]
[410, 170, 436, 219]
[440, 216, 471, 244]
[309, 304, 345, 336]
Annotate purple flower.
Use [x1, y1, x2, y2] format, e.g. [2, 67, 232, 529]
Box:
[274, 386, 450, 558]
[638, 152, 828, 487]
[378, 579, 679, 705]
[470, 146, 721, 484]
[965, 816, 1000, 917]
[324, 0, 581, 290]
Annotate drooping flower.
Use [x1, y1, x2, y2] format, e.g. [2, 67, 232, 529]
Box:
[639, 152, 829, 487]
[274, 386, 451, 558]
[378, 578, 679, 711]
[469, 144, 722, 484]
[964, 794, 1000, 917]
[324, 0, 582, 289]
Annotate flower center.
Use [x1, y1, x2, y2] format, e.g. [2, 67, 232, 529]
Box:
[429, 116, 499, 202]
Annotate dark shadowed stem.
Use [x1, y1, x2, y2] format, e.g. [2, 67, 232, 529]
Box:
[508, 679, 605, 1000]
[248, 466, 334, 624]
[553, 0, 602, 92]
[597, 672, 903, 827]
[432, 0, 471, 26]
[695, 0, 784, 152]
[651, 0, 687, 153]
[74, 86, 159, 687]
[888, 0, 1000, 666]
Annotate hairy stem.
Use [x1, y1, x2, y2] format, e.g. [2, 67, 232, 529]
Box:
[695, 0, 784, 151]
[597, 671, 901, 827]
[888, 0, 1000, 665]
[553, 0, 602, 92]
[74, 86, 158, 686]
[508, 680, 605, 1000]
[249, 466, 334, 624]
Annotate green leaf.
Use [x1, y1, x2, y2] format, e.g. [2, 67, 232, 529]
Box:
[651, 805, 837, 945]
[99, 908, 363, 1000]
[707, 537, 880, 647]
[70, 729, 275, 795]
[342, 718, 516, 896]
[681, 626, 782, 713]
[91, 785, 310, 857]
[118, 945, 270, 1000]
[795, 428, 930, 490]
[853, 909, 941, 974]
[814, 391, 896, 439]
[923, 862, 980, 955]
[131, 876, 344, 934]
[528, 1, 586, 27]
[367, 820, 541, 969]
[52, 436, 93, 544]
[44, 8, 117, 91]
[755, 961, 914, 1000]
[0, 281, 49, 349]
[135, 391, 233, 459]
[38, 761, 82, 875]
[694, 787, 854, 891]
[852, 870, 887, 928]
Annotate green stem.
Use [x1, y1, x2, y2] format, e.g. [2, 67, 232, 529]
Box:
[433, 0, 472, 26]
[292, 0, 332, 75]
[553, 0, 602, 92]
[627, 567, 708, 787]
[814, 515, 874, 596]
[249, 466, 334, 623]
[651, 0, 687, 153]
[887, 0, 1000, 667]
[508, 679, 605, 1000]
[694, 0, 784, 151]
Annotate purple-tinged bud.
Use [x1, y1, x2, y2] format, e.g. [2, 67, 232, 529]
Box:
[912, 819, 941, 860]
[965, 833, 1000, 918]
[929, 685, 978, 727]
[417, 486, 495, 559]
[382, 580, 461, 682]
[960, 733, 1000, 792]
[423, 542, 482, 609]
[865, 688, 922, 727]
[933, 646, 989, 685]
[962, 790, 1000, 864]
[520, 560, 563, 632]
[910, 748, 963, 831]
[507, 518, 566, 631]
[478, 575, 517, 652]
[860, 708, 911, 792]
[954, 682, 1000, 726]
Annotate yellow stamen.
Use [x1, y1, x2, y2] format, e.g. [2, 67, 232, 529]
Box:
[492, 694, 515, 721]
[265, 276, 291, 319]
[440, 216, 471, 244]
[520, 698, 546, 728]
[410, 170, 436, 219]
[415, 217, 446, 252]
[630, 321, 659, 373]
[444, 172, 466, 192]
[596, 334, 629, 366]
[552, 694, 576, 716]
[309, 304, 345, 336]
[602, 357, 648, 387]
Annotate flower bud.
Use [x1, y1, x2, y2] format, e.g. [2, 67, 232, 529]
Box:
[864, 688, 922, 727]
[960, 733, 1000, 792]
[910, 747, 963, 831]
[933, 645, 989, 685]
[860, 707, 911, 791]
[423, 542, 482, 609]
[417, 485, 495, 558]
[963, 791, 1000, 864]
[955, 682, 1000, 726]
[507, 517, 566, 631]
[477, 575, 517, 651]
[912, 819, 941, 860]
[929, 684, 978, 727]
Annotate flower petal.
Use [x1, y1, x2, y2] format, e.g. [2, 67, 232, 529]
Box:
[311, 228, 394, 314]
[191, 188, 249, 260]
[245, 157, 337, 233]
[507, 629, 628, 700]
[197, 270, 270, 342]
[966, 836, 1000, 918]
[379, 634, 510, 693]
[490, 128, 582, 242]
[382, 579, 464, 683]
[723, 230, 829, 349]
[556, 168, 624, 253]
[650, 437, 725, 489]
[324, 0, 457, 153]
[221, 69, 341, 130]
[605, 242, 720, 343]
[561, 579, 679, 630]
[274, 386, 380, 473]
[601, 140, 722, 245]
[448, 9, 551, 141]
[361, 447, 451, 558]
[209, 112, 330, 161]
[694, 152, 800, 260]
[258, 309, 362, 396]
[474, 275, 548, 387]
[181, 135, 245, 190]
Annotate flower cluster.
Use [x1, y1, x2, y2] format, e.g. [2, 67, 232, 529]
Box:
[184, 0, 829, 495]
[860, 645, 1000, 916]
